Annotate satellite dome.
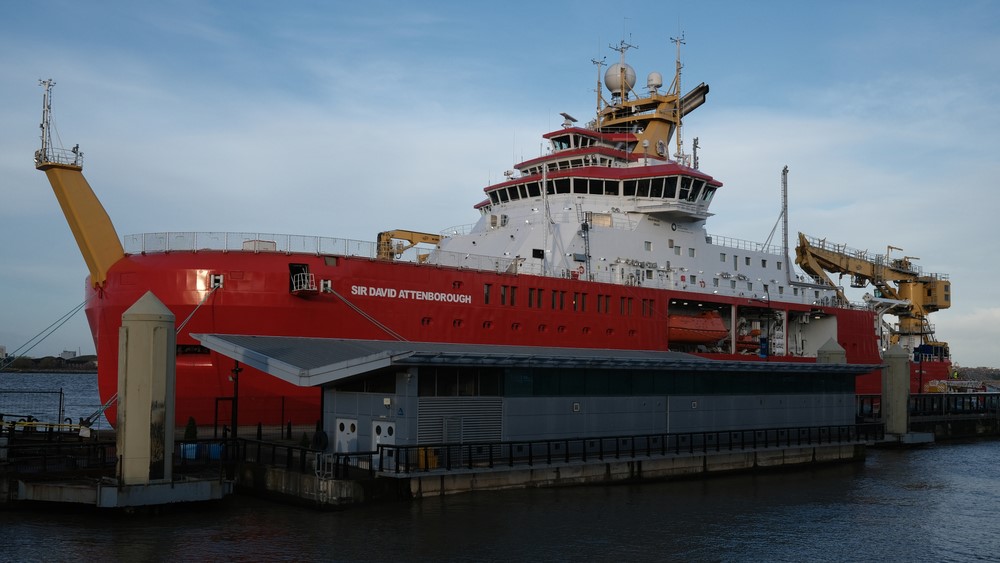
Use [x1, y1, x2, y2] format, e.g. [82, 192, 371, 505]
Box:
[647, 71, 663, 91]
[605, 63, 636, 94]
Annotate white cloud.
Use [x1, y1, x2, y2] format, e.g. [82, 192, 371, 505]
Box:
[1, 0, 998, 367]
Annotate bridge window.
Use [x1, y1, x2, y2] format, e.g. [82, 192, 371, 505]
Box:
[688, 179, 705, 202]
[484, 283, 492, 305]
[650, 178, 664, 198]
[637, 179, 651, 197]
[623, 180, 637, 197]
[526, 182, 541, 197]
[665, 176, 678, 198]
[678, 176, 692, 200]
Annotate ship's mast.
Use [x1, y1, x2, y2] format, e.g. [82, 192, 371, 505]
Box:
[670, 34, 685, 163]
[38, 79, 54, 164]
[592, 57, 606, 116]
[781, 165, 791, 285]
[35, 78, 82, 169]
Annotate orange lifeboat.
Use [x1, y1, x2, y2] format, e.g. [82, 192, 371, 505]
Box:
[668, 310, 729, 344]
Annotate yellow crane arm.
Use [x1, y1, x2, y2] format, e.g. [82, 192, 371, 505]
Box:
[376, 230, 441, 261]
[37, 162, 124, 286]
[795, 232, 951, 349]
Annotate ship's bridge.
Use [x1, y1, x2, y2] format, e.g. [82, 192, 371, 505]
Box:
[479, 162, 720, 222]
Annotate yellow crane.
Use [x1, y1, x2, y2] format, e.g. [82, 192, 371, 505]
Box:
[795, 233, 951, 352]
[376, 230, 441, 262]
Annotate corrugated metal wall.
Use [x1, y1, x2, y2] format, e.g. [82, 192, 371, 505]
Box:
[418, 397, 503, 443]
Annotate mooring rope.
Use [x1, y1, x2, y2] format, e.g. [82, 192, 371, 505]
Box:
[176, 285, 219, 335]
[327, 287, 407, 341]
[0, 295, 93, 371]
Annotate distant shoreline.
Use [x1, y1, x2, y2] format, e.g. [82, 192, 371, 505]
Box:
[0, 369, 97, 375]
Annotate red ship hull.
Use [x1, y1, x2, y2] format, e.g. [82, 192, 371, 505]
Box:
[85, 249, 943, 428]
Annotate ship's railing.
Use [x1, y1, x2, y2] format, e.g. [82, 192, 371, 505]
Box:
[124, 232, 379, 258]
[423, 249, 519, 273]
[440, 223, 475, 236]
[124, 231, 525, 275]
[707, 234, 782, 255]
[34, 146, 83, 168]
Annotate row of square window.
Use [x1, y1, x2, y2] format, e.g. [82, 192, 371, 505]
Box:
[484, 284, 656, 316]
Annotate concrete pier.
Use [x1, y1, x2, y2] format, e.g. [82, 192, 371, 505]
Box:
[10, 292, 233, 508]
[235, 442, 866, 507]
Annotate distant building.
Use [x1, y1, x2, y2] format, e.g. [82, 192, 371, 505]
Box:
[0, 344, 6, 358]
[59, 350, 78, 360]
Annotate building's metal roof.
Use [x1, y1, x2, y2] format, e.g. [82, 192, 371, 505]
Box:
[192, 334, 880, 388]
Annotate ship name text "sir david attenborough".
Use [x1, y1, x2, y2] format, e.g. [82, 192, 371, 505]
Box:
[350, 285, 473, 304]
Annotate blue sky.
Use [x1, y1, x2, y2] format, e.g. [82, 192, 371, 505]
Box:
[1, 1, 998, 367]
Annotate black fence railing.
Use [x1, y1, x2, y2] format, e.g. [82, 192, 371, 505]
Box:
[856, 393, 1000, 422]
[1, 440, 117, 476]
[236, 438, 321, 474]
[378, 423, 884, 475]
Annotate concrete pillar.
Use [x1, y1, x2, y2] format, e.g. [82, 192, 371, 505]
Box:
[881, 344, 910, 436]
[816, 338, 847, 364]
[116, 291, 176, 485]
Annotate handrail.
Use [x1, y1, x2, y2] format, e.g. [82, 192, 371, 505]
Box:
[378, 422, 884, 474]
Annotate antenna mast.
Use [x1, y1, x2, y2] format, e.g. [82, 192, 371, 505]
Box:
[35, 79, 82, 169]
[37, 79, 55, 165]
[592, 57, 606, 116]
[670, 34, 686, 163]
[781, 166, 791, 285]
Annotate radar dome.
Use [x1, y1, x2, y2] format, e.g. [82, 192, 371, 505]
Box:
[605, 63, 636, 94]
[647, 72, 663, 91]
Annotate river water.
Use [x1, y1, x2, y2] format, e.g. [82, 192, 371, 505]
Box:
[2, 373, 999, 562]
